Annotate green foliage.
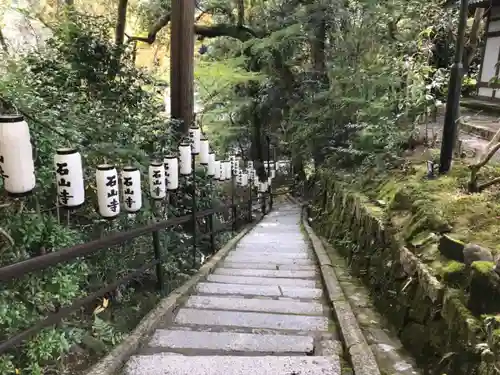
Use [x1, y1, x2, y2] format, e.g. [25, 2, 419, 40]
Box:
[0, 10, 236, 375]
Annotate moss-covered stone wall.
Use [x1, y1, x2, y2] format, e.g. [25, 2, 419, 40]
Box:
[310, 172, 499, 375]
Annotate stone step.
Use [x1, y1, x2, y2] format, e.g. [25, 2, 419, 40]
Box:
[124, 354, 340, 375]
[196, 282, 322, 299]
[227, 251, 311, 259]
[214, 268, 316, 279]
[148, 329, 314, 353]
[223, 256, 314, 265]
[174, 308, 329, 331]
[184, 295, 324, 315]
[206, 274, 317, 288]
[222, 262, 317, 271]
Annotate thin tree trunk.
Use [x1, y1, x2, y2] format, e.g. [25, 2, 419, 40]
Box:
[115, 0, 129, 45]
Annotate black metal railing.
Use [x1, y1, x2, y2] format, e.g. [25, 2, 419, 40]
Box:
[0, 185, 280, 356]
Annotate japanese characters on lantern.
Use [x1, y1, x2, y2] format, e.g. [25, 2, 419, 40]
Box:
[121, 166, 142, 213]
[199, 138, 209, 165]
[189, 126, 201, 155]
[54, 148, 85, 208]
[219, 160, 226, 181]
[149, 162, 166, 200]
[165, 156, 179, 191]
[0, 115, 36, 196]
[96, 164, 120, 218]
[179, 142, 192, 176]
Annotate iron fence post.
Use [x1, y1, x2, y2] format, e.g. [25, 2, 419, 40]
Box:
[152, 230, 165, 296]
[191, 157, 197, 268]
[248, 184, 252, 222]
[209, 179, 215, 254]
[231, 170, 236, 233]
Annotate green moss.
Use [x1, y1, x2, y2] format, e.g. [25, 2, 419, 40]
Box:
[471, 261, 495, 275]
[442, 261, 466, 274]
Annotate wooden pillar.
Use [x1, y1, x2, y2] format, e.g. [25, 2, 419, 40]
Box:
[170, 0, 195, 137]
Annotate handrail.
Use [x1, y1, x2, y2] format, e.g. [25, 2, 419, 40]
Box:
[0, 188, 280, 356]
[0, 207, 216, 283]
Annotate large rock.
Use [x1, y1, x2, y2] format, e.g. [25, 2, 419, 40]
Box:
[463, 243, 493, 266]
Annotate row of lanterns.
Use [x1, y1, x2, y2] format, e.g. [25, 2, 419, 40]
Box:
[0, 115, 277, 219]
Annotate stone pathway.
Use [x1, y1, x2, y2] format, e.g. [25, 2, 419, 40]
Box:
[122, 204, 342, 375]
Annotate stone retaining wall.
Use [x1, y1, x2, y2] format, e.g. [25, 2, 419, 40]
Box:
[309, 173, 498, 375]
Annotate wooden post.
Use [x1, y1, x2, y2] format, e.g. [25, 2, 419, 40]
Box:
[170, 0, 195, 136]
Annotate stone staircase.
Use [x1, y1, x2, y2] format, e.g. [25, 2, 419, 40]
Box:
[122, 205, 342, 375]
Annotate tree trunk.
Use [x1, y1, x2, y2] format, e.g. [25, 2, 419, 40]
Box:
[170, 0, 195, 137]
[115, 0, 129, 46]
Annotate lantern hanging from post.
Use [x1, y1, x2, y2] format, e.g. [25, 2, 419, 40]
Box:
[121, 166, 142, 213]
[207, 152, 215, 177]
[149, 161, 166, 200]
[258, 180, 267, 193]
[225, 160, 232, 180]
[96, 164, 120, 218]
[271, 162, 276, 178]
[54, 148, 85, 208]
[179, 142, 192, 176]
[242, 173, 248, 187]
[214, 160, 221, 180]
[199, 138, 209, 165]
[189, 126, 201, 155]
[165, 156, 179, 191]
[237, 169, 243, 186]
[229, 155, 236, 174]
[0, 115, 36, 196]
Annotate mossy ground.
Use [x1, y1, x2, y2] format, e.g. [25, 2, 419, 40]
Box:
[351, 153, 500, 261]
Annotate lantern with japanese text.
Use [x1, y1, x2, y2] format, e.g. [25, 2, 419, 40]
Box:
[189, 126, 201, 155]
[219, 161, 226, 181]
[214, 160, 221, 180]
[229, 155, 236, 174]
[259, 180, 267, 193]
[207, 152, 216, 177]
[121, 166, 142, 213]
[225, 160, 232, 180]
[54, 148, 85, 208]
[0, 115, 36, 196]
[199, 138, 209, 165]
[179, 142, 192, 176]
[237, 169, 243, 186]
[96, 164, 120, 218]
[149, 161, 166, 200]
[165, 156, 179, 191]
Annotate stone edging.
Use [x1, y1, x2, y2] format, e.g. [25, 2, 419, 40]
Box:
[84, 219, 261, 375]
[291, 195, 381, 375]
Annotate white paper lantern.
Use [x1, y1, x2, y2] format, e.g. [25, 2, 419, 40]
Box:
[164, 156, 179, 191]
[214, 160, 221, 180]
[121, 166, 142, 213]
[242, 173, 248, 187]
[149, 162, 166, 200]
[237, 169, 243, 186]
[199, 138, 209, 165]
[54, 148, 85, 208]
[258, 181, 267, 193]
[96, 164, 120, 218]
[207, 153, 216, 177]
[219, 161, 226, 181]
[247, 160, 254, 170]
[225, 161, 232, 180]
[271, 168, 276, 178]
[0, 115, 36, 196]
[189, 127, 201, 155]
[268, 176, 272, 185]
[229, 155, 236, 173]
[179, 142, 192, 176]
